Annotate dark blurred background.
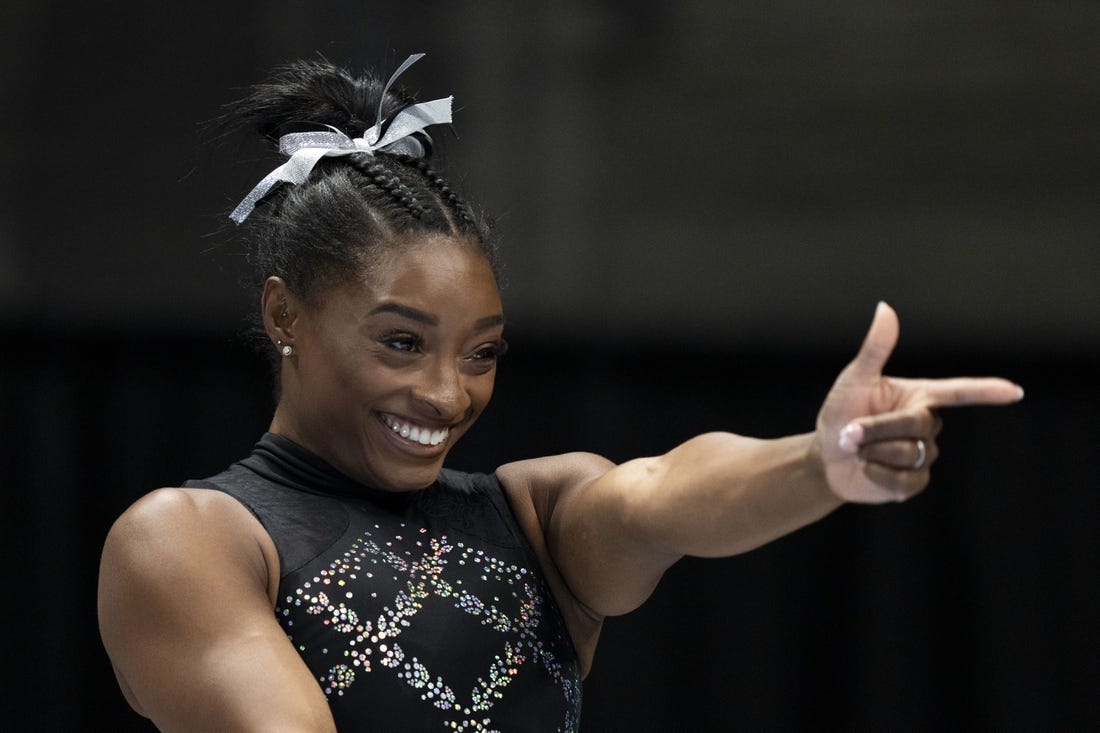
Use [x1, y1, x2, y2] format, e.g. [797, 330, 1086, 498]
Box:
[3, 2, 1097, 731]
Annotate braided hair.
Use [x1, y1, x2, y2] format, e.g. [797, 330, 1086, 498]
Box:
[223, 57, 499, 359]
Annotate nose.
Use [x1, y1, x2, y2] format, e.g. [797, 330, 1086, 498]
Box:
[411, 358, 472, 420]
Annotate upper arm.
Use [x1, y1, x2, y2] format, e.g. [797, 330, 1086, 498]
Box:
[97, 488, 337, 733]
[500, 453, 682, 620]
[507, 432, 840, 622]
[550, 455, 684, 616]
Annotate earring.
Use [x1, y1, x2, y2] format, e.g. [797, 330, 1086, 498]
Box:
[277, 339, 294, 358]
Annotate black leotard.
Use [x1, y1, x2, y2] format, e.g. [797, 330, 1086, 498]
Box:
[184, 433, 582, 732]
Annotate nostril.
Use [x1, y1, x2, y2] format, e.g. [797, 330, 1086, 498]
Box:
[412, 370, 472, 418]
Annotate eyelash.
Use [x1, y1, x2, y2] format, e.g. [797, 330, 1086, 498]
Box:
[380, 331, 423, 353]
[378, 332, 509, 362]
[470, 339, 509, 362]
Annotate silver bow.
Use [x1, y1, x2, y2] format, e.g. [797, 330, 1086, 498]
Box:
[229, 53, 452, 224]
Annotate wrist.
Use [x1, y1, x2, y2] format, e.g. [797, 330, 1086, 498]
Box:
[802, 432, 847, 507]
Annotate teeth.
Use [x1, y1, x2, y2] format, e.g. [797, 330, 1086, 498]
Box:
[382, 415, 449, 446]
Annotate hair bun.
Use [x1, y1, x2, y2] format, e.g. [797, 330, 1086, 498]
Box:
[228, 56, 418, 144]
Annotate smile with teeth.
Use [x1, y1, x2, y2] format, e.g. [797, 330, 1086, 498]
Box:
[381, 414, 450, 447]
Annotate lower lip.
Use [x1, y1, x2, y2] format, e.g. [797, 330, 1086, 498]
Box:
[375, 414, 450, 458]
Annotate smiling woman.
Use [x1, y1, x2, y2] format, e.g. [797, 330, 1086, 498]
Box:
[266, 235, 506, 492]
[96, 54, 1023, 733]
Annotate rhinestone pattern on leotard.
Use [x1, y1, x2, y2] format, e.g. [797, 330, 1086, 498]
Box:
[278, 522, 580, 732]
[185, 433, 582, 733]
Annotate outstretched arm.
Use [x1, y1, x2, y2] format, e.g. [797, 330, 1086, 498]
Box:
[534, 302, 1023, 617]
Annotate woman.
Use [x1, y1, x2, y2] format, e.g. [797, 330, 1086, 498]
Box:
[97, 55, 1022, 732]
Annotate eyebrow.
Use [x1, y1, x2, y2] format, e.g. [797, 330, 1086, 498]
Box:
[369, 303, 505, 332]
[474, 314, 506, 331]
[369, 303, 439, 326]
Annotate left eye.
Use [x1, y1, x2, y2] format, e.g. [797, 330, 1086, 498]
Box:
[469, 339, 509, 361]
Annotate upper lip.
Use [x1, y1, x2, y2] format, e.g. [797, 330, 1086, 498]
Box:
[379, 412, 455, 430]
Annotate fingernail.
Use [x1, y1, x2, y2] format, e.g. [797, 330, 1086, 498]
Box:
[838, 423, 863, 453]
[1016, 385, 1025, 401]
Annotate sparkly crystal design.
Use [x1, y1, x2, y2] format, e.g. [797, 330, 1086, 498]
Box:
[277, 524, 580, 732]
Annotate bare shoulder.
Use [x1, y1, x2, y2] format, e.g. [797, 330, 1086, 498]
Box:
[101, 487, 273, 585]
[97, 488, 330, 730]
[497, 452, 615, 510]
[98, 487, 279, 647]
[495, 453, 615, 678]
[107, 486, 251, 535]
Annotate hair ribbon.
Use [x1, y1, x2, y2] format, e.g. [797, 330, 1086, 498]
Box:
[229, 53, 452, 224]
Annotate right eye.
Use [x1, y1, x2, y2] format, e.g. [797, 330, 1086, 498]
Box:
[379, 331, 423, 353]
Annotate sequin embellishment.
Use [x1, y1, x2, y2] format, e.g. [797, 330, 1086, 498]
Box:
[277, 524, 580, 732]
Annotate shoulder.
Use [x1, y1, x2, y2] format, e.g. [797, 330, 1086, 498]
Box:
[98, 488, 333, 730]
[496, 452, 618, 553]
[105, 486, 260, 549]
[494, 454, 615, 677]
[100, 487, 277, 602]
[497, 452, 615, 508]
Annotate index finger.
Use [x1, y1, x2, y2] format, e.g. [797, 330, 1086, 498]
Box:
[912, 377, 1024, 408]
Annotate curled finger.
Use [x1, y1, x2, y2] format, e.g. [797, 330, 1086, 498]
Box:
[857, 407, 939, 443]
[859, 438, 939, 471]
[860, 460, 931, 503]
[838, 406, 938, 453]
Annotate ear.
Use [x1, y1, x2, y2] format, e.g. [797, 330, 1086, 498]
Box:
[261, 276, 301, 350]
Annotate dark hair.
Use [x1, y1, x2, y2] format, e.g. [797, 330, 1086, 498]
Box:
[222, 57, 499, 362]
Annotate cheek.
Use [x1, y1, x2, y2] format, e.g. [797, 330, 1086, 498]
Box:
[469, 373, 497, 412]
[309, 350, 383, 407]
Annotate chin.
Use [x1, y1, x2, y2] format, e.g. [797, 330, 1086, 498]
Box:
[376, 460, 448, 493]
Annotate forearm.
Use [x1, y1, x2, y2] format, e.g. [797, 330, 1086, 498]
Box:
[628, 431, 843, 558]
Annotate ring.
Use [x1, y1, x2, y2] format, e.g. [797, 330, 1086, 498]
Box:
[913, 439, 927, 470]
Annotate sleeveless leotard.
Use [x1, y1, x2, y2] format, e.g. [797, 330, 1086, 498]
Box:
[184, 433, 582, 732]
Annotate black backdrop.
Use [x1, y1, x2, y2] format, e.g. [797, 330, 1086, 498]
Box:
[3, 2, 1098, 731]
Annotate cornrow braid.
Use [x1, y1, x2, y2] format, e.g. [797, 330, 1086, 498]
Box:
[346, 155, 427, 221]
[404, 156, 481, 233]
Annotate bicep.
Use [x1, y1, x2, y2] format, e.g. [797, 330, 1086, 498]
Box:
[545, 455, 682, 618]
[97, 489, 336, 733]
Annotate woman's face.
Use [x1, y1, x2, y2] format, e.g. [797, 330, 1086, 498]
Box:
[276, 236, 504, 491]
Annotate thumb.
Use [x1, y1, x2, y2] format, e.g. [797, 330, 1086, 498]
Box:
[846, 301, 899, 379]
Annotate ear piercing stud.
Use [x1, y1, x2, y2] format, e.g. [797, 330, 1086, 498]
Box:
[277, 339, 294, 358]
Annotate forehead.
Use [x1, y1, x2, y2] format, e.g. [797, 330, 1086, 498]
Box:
[341, 235, 502, 315]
